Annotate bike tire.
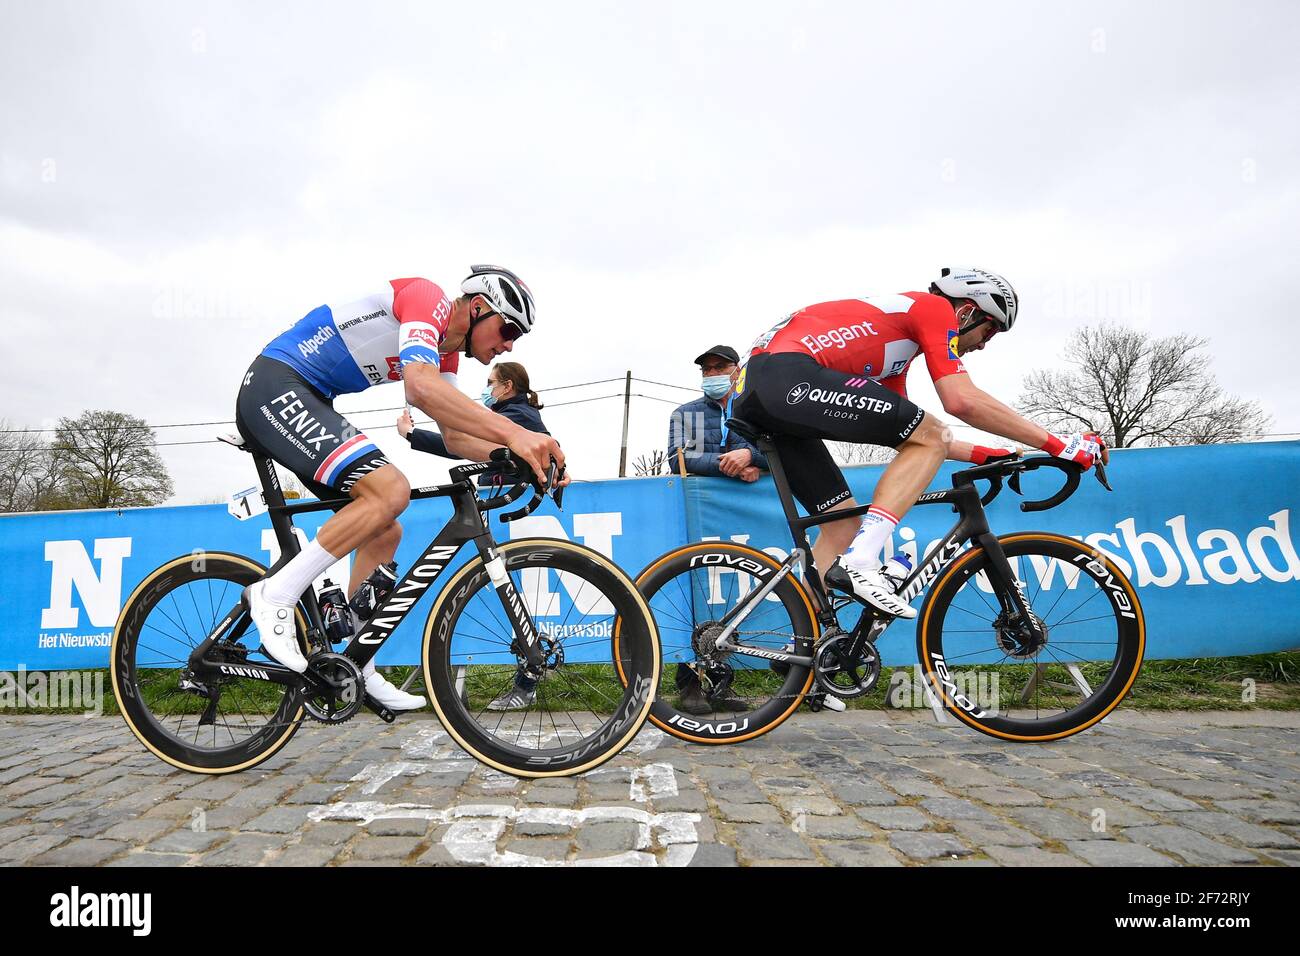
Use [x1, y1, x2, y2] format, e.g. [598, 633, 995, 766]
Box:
[634, 542, 818, 744]
[916, 532, 1145, 741]
[111, 552, 307, 774]
[422, 538, 660, 777]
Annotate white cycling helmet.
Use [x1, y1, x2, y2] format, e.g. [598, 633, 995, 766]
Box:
[930, 267, 1018, 330]
[460, 264, 536, 335]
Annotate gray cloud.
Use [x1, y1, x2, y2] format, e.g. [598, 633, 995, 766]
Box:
[2, 0, 1296, 503]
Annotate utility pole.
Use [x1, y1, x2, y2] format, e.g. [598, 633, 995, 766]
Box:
[618, 370, 632, 477]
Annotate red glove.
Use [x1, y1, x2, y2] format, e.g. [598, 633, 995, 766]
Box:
[970, 445, 1018, 465]
[1042, 432, 1105, 469]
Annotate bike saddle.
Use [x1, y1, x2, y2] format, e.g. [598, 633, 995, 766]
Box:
[724, 416, 771, 445]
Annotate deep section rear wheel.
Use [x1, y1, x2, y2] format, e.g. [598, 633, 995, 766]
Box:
[635, 542, 818, 744]
[111, 552, 307, 773]
[422, 539, 660, 777]
[916, 532, 1145, 741]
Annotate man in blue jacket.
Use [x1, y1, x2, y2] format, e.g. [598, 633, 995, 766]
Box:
[665, 345, 770, 715]
[668, 345, 768, 480]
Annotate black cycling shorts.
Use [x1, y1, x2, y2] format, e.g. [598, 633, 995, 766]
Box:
[729, 352, 926, 516]
[235, 355, 390, 501]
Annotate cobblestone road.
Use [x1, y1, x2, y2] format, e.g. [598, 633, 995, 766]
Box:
[2, 710, 1298, 867]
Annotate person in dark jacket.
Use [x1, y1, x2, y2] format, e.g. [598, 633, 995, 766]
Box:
[398, 361, 553, 712]
[399, 361, 550, 487]
[668, 345, 768, 480]
[666, 345, 771, 715]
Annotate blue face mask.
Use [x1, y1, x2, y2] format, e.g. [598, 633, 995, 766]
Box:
[702, 375, 731, 400]
[480, 385, 498, 407]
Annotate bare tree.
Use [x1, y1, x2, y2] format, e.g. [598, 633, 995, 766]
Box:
[1018, 324, 1272, 448]
[0, 421, 51, 512]
[827, 440, 896, 466]
[47, 410, 174, 509]
[633, 450, 667, 477]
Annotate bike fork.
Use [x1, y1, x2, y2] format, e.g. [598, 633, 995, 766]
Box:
[974, 533, 1046, 639]
[480, 545, 547, 675]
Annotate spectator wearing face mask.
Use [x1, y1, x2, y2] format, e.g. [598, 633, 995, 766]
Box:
[667, 345, 768, 481]
[398, 361, 550, 488]
[397, 360, 553, 712]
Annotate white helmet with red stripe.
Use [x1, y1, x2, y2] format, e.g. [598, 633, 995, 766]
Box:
[931, 267, 1018, 330]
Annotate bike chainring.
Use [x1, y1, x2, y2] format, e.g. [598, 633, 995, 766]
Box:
[813, 633, 881, 699]
[301, 652, 365, 724]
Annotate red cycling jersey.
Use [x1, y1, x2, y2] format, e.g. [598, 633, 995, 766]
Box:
[749, 291, 965, 398]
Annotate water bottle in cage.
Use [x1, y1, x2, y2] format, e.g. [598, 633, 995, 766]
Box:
[349, 561, 398, 623]
[318, 579, 353, 644]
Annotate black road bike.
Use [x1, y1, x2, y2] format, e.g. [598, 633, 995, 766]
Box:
[634, 417, 1144, 745]
[111, 440, 660, 777]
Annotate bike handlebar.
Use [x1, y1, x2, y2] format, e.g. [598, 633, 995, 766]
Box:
[953, 454, 1107, 512]
[485, 448, 565, 520]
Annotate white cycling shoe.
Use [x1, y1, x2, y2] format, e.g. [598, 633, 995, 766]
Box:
[363, 669, 427, 711]
[245, 581, 308, 673]
[832, 560, 918, 620]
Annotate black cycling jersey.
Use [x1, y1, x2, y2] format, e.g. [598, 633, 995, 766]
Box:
[728, 351, 926, 515]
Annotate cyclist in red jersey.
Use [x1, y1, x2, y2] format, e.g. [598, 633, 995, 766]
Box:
[729, 267, 1107, 619]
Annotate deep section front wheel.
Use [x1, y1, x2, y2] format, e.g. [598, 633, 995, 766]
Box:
[635, 542, 819, 744]
[422, 538, 660, 777]
[916, 532, 1145, 741]
[111, 552, 307, 774]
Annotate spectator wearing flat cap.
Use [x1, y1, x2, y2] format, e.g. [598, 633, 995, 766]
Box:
[667, 345, 768, 481]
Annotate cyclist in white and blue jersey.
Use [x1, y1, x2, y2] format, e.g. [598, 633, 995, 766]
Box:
[235, 266, 562, 710]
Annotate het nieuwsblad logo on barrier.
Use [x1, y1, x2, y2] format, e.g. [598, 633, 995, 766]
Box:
[15, 504, 1300, 669]
[49, 886, 151, 936]
[24, 513, 628, 660]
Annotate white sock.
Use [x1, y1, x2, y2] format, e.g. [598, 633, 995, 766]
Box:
[841, 506, 900, 572]
[263, 538, 339, 606]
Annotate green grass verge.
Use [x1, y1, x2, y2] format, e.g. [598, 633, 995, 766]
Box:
[4, 652, 1297, 716]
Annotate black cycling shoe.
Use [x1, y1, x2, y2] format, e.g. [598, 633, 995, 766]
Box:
[676, 670, 749, 715]
[677, 681, 713, 716]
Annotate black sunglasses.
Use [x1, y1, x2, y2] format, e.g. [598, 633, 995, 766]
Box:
[477, 303, 525, 342]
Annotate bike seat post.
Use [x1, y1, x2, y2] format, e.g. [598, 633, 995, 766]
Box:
[254, 453, 289, 510]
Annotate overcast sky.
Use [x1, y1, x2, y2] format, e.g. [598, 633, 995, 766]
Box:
[3, 0, 1297, 504]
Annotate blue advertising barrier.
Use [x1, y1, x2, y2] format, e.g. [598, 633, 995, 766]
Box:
[0, 477, 687, 671]
[683, 441, 1300, 665]
[1, 443, 1296, 671]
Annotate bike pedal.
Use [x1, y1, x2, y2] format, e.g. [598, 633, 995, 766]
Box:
[363, 695, 396, 723]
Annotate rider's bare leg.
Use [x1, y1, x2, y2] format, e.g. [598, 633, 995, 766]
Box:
[835, 416, 949, 573]
[262, 466, 409, 607]
[347, 520, 402, 596]
[811, 500, 863, 577]
[869, 415, 950, 521]
[315, 465, 411, 564]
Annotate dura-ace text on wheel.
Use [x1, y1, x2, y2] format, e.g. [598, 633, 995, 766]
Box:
[917, 532, 1144, 740]
[424, 538, 659, 776]
[634, 542, 817, 743]
[111, 552, 308, 774]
